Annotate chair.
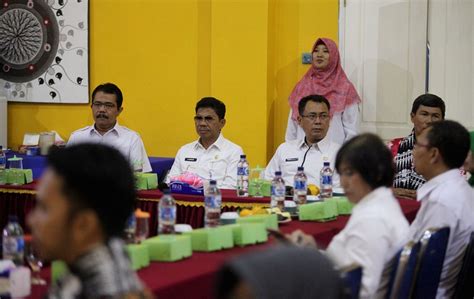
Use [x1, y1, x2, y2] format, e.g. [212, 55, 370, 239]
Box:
[386, 241, 421, 299]
[453, 232, 474, 299]
[411, 227, 450, 299]
[340, 264, 362, 299]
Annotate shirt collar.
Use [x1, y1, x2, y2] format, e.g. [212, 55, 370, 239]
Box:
[416, 169, 462, 201]
[352, 186, 389, 212]
[194, 133, 224, 150]
[298, 134, 331, 152]
[90, 122, 121, 137]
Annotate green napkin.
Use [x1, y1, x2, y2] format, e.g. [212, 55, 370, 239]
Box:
[299, 201, 338, 221]
[135, 173, 158, 190]
[127, 243, 150, 270]
[143, 235, 192, 262]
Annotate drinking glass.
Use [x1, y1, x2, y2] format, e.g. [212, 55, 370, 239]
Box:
[25, 242, 46, 285]
[250, 168, 264, 198]
[135, 216, 149, 243]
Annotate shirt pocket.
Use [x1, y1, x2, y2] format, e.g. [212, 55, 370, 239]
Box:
[282, 157, 300, 176]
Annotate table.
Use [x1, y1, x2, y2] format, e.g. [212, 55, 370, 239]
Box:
[4, 151, 174, 181]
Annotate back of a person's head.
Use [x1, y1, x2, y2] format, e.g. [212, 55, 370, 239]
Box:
[47, 143, 136, 238]
[196, 97, 226, 119]
[92, 83, 124, 108]
[216, 246, 346, 299]
[411, 93, 446, 118]
[335, 133, 394, 189]
[426, 120, 470, 169]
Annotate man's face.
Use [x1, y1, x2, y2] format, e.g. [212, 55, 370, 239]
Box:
[92, 91, 122, 130]
[297, 101, 330, 143]
[27, 169, 73, 261]
[411, 105, 443, 137]
[194, 107, 225, 141]
[412, 127, 433, 177]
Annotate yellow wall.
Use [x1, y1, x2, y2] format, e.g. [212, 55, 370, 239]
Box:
[7, 0, 338, 167]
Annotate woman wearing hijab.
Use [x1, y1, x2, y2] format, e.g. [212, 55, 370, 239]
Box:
[288, 133, 409, 298]
[286, 38, 361, 145]
[215, 246, 346, 299]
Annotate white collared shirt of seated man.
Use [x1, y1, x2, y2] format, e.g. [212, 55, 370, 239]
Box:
[265, 95, 341, 188]
[67, 83, 152, 172]
[166, 97, 243, 189]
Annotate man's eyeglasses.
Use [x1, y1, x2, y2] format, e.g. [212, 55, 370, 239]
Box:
[301, 113, 329, 121]
[194, 116, 216, 123]
[92, 101, 116, 110]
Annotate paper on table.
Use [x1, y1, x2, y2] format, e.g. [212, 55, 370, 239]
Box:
[22, 133, 40, 146]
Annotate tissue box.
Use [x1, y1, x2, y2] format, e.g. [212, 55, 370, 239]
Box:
[143, 235, 192, 262]
[184, 226, 234, 252]
[135, 173, 158, 190]
[0, 265, 31, 298]
[237, 214, 278, 230]
[127, 243, 150, 270]
[170, 181, 204, 195]
[5, 169, 33, 185]
[299, 201, 338, 221]
[248, 179, 272, 197]
[227, 222, 267, 245]
[333, 197, 354, 215]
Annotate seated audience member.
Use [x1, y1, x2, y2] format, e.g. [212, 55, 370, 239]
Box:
[288, 133, 409, 298]
[389, 93, 445, 198]
[464, 131, 474, 187]
[216, 246, 345, 299]
[27, 144, 151, 298]
[68, 83, 152, 172]
[409, 120, 474, 298]
[265, 95, 341, 187]
[166, 97, 243, 189]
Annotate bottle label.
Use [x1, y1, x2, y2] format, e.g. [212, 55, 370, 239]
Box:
[2, 236, 24, 254]
[271, 185, 285, 197]
[205, 195, 222, 208]
[125, 214, 136, 234]
[160, 207, 176, 222]
[294, 180, 307, 191]
[0, 156, 5, 167]
[237, 167, 249, 176]
[321, 175, 332, 185]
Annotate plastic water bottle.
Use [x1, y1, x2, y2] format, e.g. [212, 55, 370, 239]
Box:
[320, 162, 333, 200]
[205, 180, 222, 228]
[293, 166, 307, 205]
[2, 215, 24, 265]
[158, 189, 176, 234]
[271, 171, 286, 210]
[124, 213, 136, 244]
[0, 146, 6, 184]
[236, 155, 249, 197]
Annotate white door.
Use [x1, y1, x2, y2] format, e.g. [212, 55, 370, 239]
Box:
[340, 0, 428, 140]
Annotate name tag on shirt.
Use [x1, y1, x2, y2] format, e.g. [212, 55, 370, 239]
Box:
[185, 158, 197, 162]
[285, 158, 299, 162]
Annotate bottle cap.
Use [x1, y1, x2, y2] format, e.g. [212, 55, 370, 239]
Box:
[323, 162, 330, 166]
[275, 171, 282, 176]
[240, 154, 246, 159]
[297, 166, 304, 171]
[210, 179, 217, 185]
[163, 188, 171, 195]
[8, 215, 18, 222]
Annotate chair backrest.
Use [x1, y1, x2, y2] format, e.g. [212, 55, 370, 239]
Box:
[340, 264, 362, 299]
[411, 227, 450, 299]
[386, 241, 421, 299]
[453, 231, 474, 299]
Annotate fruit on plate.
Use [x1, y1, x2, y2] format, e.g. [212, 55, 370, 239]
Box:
[308, 184, 320, 195]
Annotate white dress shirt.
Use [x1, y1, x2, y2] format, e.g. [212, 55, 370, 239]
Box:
[409, 169, 474, 299]
[264, 135, 341, 188]
[285, 103, 360, 145]
[166, 134, 243, 189]
[67, 123, 152, 172]
[326, 187, 410, 299]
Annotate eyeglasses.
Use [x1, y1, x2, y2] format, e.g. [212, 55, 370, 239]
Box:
[301, 113, 329, 121]
[194, 116, 217, 123]
[92, 101, 116, 110]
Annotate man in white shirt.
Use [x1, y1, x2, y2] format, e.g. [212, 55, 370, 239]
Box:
[67, 83, 152, 172]
[265, 95, 341, 187]
[410, 120, 474, 298]
[166, 97, 243, 189]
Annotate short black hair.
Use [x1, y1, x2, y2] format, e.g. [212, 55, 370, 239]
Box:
[335, 133, 394, 189]
[411, 93, 445, 118]
[298, 95, 331, 116]
[195, 97, 226, 120]
[47, 143, 136, 238]
[425, 120, 470, 169]
[92, 83, 124, 108]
